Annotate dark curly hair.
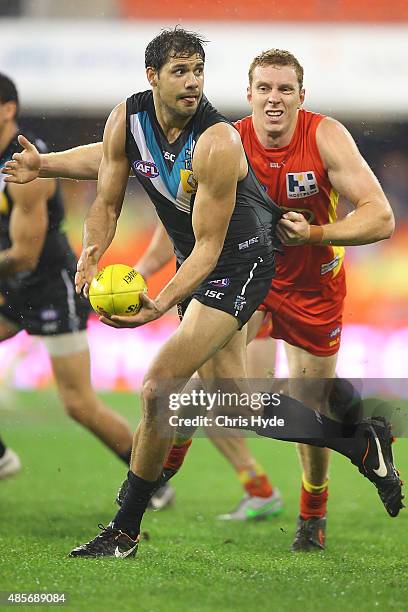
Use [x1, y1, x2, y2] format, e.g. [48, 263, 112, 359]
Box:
[0, 72, 19, 116]
[145, 27, 207, 73]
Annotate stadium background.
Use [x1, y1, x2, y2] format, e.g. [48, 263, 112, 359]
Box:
[0, 0, 408, 389]
[1, 3, 408, 611]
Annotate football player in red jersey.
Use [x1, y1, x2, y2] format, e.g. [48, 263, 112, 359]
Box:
[2, 49, 395, 551]
[234, 49, 394, 551]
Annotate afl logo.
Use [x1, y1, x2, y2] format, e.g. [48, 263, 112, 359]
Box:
[133, 160, 159, 178]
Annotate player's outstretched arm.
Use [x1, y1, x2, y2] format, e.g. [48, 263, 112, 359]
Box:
[75, 102, 130, 297]
[0, 178, 54, 277]
[1, 135, 103, 183]
[277, 118, 395, 246]
[134, 221, 174, 279]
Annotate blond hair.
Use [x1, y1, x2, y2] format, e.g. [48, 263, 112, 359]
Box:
[248, 49, 304, 90]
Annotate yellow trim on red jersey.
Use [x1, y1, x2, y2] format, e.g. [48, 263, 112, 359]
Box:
[327, 188, 345, 278]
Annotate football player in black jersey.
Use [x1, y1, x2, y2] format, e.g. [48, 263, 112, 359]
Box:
[0, 73, 134, 480]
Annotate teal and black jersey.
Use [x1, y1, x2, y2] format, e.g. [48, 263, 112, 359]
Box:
[0, 132, 89, 335]
[125, 91, 282, 264]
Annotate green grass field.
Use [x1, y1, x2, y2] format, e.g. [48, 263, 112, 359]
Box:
[1, 390, 408, 611]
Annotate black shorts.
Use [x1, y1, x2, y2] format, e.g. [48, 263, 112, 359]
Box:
[177, 246, 276, 329]
[0, 265, 89, 336]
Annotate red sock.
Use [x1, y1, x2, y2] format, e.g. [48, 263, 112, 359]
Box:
[300, 483, 328, 519]
[244, 474, 273, 498]
[164, 439, 192, 472]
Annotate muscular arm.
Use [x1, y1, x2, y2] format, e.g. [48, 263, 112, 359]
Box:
[317, 118, 394, 245]
[154, 123, 243, 313]
[0, 178, 54, 278]
[39, 142, 103, 180]
[75, 102, 130, 294]
[135, 221, 174, 279]
[2, 136, 103, 183]
[278, 117, 395, 246]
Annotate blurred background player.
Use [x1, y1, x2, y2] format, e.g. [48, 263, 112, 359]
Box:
[0, 73, 134, 479]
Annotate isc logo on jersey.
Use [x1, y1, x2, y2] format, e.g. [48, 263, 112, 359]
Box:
[286, 171, 319, 199]
[133, 160, 160, 179]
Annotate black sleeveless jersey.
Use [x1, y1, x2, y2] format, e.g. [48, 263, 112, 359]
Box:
[0, 133, 74, 288]
[125, 91, 282, 263]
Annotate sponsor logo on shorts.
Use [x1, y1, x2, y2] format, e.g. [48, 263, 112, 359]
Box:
[204, 290, 224, 300]
[133, 160, 159, 179]
[286, 171, 319, 199]
[238, 236, 259, 250]
[234, 295, 246, 311]
[208, 278, 231, 288]
[321, 256, 340, 275]
[40, 309, 58, 321]
[328, 326, 341, 339]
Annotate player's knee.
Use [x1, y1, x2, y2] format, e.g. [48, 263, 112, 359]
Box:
[141, 373, 173, 420]
[141, 376, 161, 411]
[61, 390, 93, 423]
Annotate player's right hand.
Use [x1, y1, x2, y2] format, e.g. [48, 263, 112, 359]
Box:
[1, 135, 41, 184]
[75, 245, 99, 298]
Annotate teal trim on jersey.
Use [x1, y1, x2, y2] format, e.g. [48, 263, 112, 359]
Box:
[138, 111, 194, 200]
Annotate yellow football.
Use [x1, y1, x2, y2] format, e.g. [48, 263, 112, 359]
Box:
[89, 264, 147, 317]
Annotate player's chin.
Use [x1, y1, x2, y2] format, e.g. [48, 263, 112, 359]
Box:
[177, 100, 198, 115]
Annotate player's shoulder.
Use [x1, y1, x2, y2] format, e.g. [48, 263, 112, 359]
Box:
[194, 95, 230, 137]
[233, 115, 252, 136]
[105, 101, 128, 139]
[316, 115, 350, 140]
[126, 90, 152, 114]
[198, 121, 241, 152]
[316, 115, 358, 166]
[193, 122, 242, 179]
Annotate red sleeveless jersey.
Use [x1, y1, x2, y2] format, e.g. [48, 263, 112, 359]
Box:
[234, 110, 345, 292]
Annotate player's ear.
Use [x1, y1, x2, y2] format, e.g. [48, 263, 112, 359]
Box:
[4, 100, 17, 121]
[146, 67, 158, 88]
[298, 88, 305, 108]
[247, 85, 253, 105]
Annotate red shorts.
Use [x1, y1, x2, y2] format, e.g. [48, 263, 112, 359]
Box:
[260, 274, 347, 357]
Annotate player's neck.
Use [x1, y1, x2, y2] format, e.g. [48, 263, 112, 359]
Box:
[0, 122, 17, 156]
[252, 115, 297, 150]
[153, 98, 192, 144]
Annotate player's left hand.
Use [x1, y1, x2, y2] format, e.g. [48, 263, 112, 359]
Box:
[99, 293, 162, 328]
[277, 211, 310, 245]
